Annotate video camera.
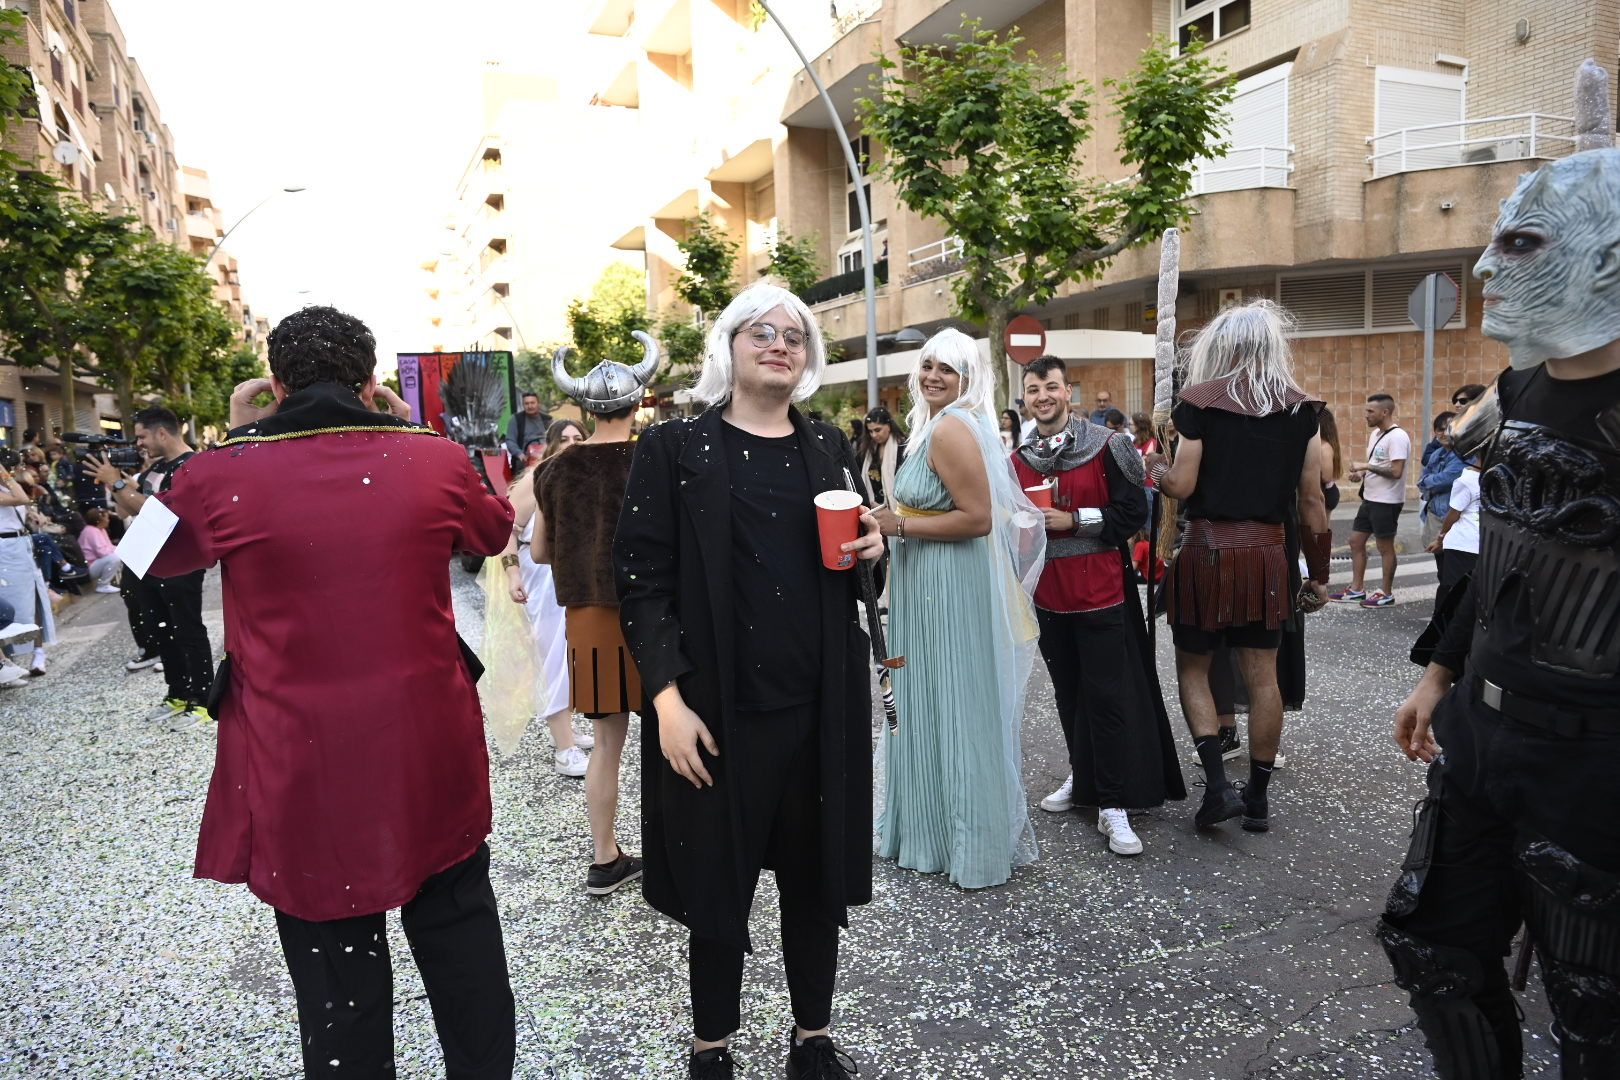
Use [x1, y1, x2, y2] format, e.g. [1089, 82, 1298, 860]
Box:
[62, 431, 144, 470]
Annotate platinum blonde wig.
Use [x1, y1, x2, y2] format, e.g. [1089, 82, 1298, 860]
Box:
[1182, 299, 1306, 415]
[690, 283, 827, 406]
[906, 327, 996, 436]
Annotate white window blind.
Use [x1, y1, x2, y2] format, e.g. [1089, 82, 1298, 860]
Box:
[1280, 272, 1365, 333]
[1373, 68, 1465, 176]
[1195, 64, 1291, 192]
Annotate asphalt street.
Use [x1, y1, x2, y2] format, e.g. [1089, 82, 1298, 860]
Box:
[0, 517, 1560, 1078]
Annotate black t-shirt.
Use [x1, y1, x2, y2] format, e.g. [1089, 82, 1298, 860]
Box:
[140, 451, 193, 496]
[1462, 364, 1620, 709]
[1171, 402, 1318, 523]
[722, 422, 822, 710]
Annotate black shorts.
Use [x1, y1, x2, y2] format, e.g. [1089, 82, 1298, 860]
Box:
[1352, 499, 1403, 539]
[1171, 621, 1283, 654]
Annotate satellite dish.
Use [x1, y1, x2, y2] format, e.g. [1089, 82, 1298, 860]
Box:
[102, 183, 116, 200]
[51, 140, 79, 166]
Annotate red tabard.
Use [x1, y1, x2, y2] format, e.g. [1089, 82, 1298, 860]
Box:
[149, 428, 513, 921]
[1012, 452, 1124, 613]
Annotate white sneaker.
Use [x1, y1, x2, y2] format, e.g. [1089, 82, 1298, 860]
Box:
[1040, 773, 1075, 813]
[0, 663, 28, 688]
[553, 745, 589, 778]
[571, 725, 595, 750]
[1273, 751, 1287, 771]
[1097, 808, 1144, 856]
[95, 584, 120, 594]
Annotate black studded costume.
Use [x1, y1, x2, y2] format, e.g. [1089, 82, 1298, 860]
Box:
[1377, 363, 1620, 1079]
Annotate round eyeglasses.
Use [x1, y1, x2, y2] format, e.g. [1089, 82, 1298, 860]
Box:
[739, 323, 808, 352]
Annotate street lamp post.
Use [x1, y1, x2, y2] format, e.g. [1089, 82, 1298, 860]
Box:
[188, 186, 305, 439]
[755, 1, 882, 411]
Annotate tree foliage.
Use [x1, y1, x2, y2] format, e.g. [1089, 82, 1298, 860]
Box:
[513, 344, 569, 411]
[857, 20, 1233, 402]
[673, 213, 738, 319]
[565, 262, 651, 368]
[0, 9, 35, 175]
[767, 231, 822, 296]
[658, 315, 707, 379]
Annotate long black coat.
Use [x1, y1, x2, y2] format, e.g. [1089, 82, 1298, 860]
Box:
[614, 406, 874, 951]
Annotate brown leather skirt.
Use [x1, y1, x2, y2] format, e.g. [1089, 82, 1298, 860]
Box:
[1168, 519, 1290, 631]
[564, 605, 642, 716]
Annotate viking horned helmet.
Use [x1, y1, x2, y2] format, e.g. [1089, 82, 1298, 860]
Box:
[552, 330, 661, 414]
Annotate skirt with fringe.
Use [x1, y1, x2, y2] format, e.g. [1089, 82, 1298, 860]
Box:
[1168, 518, 1290, 632]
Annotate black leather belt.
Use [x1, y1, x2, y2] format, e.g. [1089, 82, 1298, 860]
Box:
[0, 530, 27, 539]
[1474, 675, 1620, 737]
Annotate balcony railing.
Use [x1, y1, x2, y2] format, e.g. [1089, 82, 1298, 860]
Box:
[1367, 114, 1575, 178]
[804, 259, 887, 307]
[1190, 145, 1294, 194]
[900, 234, 959, 276]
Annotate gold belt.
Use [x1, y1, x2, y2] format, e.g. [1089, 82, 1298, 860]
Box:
[896, 503, 947, 518]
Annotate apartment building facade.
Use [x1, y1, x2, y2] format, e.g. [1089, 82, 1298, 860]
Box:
[591, 0, 1619, 433]
[422, 62, 648, 357]
[1, 0, 261, 443]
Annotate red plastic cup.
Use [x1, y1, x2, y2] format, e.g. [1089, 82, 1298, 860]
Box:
[1024, 482, 1053, 509]
[814, 490, 865, 570]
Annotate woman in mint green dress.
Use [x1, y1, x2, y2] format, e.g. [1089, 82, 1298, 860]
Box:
[867, 329, 1046, 888]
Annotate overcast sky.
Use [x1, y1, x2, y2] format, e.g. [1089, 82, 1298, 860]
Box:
[114, 0, 594, 368]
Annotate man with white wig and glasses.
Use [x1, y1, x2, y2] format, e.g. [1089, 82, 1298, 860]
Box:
[614, 283, 884, 1080]
[1147, 300, 1332, 834]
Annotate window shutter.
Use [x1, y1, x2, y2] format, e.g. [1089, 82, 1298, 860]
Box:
[1374, 70, 1465, 176]
[1280, 273, 1366, 333]
[1198, 64, 1290, 191]
[1370, 263, 1466, 330]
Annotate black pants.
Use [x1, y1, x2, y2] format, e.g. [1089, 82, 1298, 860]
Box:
[1036, 606, 1132, 809]
[275, 843, 516, 1079]
[1433, 549, 1476, 610]
[688, 703, 839, 1042]
[140, 570, 212, 703]
[1383, 680, 1620, 1077]
[120, 570, 157, 657]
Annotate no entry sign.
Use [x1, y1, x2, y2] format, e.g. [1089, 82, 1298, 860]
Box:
[1005, 315, 1047, 365]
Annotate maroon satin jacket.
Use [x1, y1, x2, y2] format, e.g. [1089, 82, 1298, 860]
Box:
[150, 390, 513, 920]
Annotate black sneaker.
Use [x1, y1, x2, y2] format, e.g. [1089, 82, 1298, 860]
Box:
[1241, 788, 1269, 833]
[788, 1033, 859, 1079]
[1218, 725, 1242, 761]
[1194, 783, 1245, 828]
[689, 1046, 736, 1079]
[585, 849, 643, 896]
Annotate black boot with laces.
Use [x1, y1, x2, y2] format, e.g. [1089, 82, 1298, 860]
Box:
[689, 1045, 737, 1079]
[787, 1032, 859, 1079]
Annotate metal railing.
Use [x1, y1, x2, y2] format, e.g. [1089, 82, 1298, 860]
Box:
[1189, 145, 1294, 194]
[804, 258, 887, 307]
[1367, 113, 1576, 177]
[907, 235, 963, 271]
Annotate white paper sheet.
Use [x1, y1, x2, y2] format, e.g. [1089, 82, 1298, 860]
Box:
[116, 498, 180, 579]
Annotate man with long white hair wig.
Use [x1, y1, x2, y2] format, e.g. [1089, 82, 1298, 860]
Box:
[614, 280, 884, 1080]
[1146, 299, 1332, 835]
[868, 327, 1046, 890]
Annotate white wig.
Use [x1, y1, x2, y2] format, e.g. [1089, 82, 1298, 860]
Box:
[906, 327, 995, 437]
[1182, 298, 1307, 416]
[689, 282, 827, 406]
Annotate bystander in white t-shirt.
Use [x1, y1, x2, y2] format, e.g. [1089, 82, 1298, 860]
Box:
[1442, 468, 1481, 554]
[1362, 425, 1411, 504]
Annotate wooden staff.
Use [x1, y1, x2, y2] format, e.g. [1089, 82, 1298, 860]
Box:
[1147, 228, 1181, 646]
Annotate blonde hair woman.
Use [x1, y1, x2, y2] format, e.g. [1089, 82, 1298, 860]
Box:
[867, 328, 1045, 888]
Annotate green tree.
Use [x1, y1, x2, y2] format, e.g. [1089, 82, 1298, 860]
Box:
[858, 21, 1233, 406]
[189, 344, 266, 432]
[75, 233, 237, 422]
[513, 343, 569, 412]
[0, 170, 136, 421]
[767, 231, 822, 296]
[673, 212, 738, 319]
[657, 316, 707, 380]
[0, 9, 35, 174]
[566, 263, 651, 367]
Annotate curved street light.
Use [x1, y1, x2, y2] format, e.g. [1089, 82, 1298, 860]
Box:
[754, 1, 882, 411]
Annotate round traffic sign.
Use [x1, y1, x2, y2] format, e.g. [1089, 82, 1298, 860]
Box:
[1005, 315, 1047, 365]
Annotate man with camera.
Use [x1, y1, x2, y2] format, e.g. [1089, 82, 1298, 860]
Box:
[84, 407, 214, 728]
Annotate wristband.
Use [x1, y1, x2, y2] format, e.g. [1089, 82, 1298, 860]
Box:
[500, 553, 520, 569]
[897, 517, 906, 541]
[1302, 529, 1333, 583]
[1150, 463, 1169, 486]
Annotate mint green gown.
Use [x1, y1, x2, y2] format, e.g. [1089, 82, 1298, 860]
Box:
[875, 408, 1038, 888]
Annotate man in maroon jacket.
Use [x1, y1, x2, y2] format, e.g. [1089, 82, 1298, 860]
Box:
[147, 306, 517, 1078]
